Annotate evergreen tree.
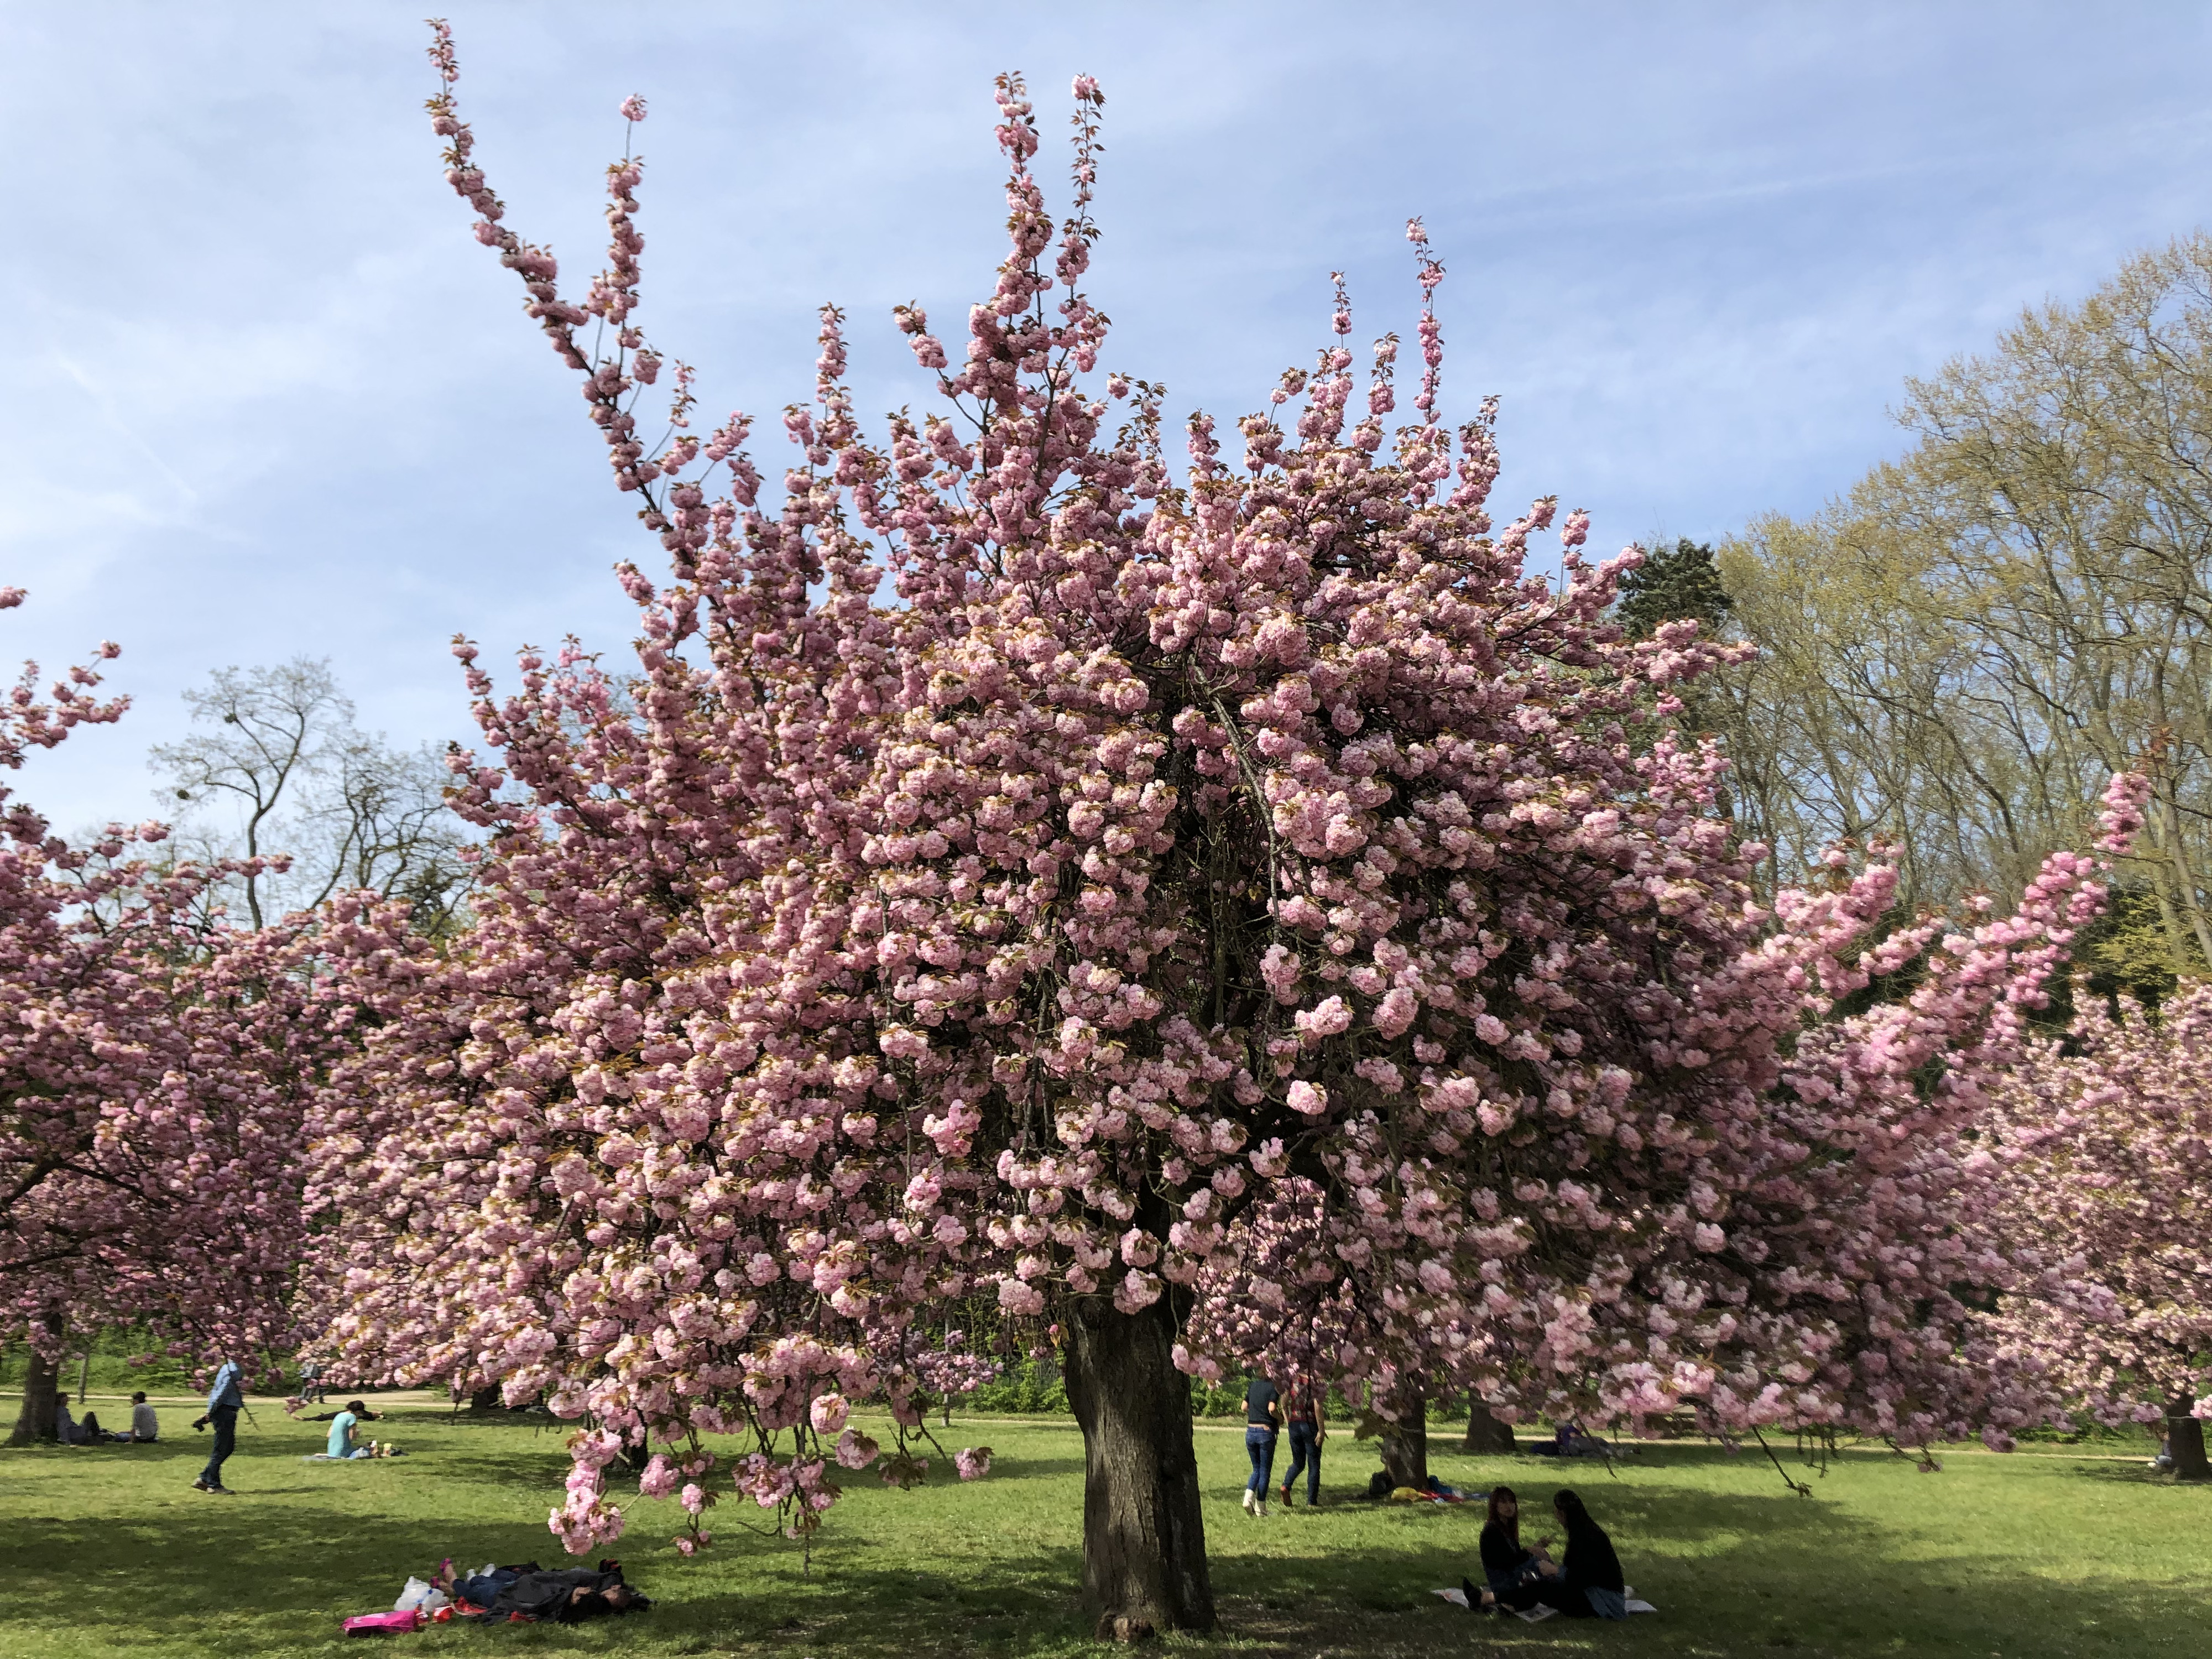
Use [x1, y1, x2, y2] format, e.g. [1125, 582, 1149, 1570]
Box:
[1617, 536, 1733, 640]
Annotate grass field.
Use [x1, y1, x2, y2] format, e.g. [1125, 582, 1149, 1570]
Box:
[2, 1395, 2205, 1658]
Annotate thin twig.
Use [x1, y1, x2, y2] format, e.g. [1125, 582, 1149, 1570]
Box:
[1748, 1426, 1813, 1496]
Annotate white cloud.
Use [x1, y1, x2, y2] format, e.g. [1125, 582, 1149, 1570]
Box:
[1, 0, 2206, 828]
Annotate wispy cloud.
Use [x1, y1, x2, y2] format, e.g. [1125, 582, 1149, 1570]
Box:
[1, 0, 2206, 831]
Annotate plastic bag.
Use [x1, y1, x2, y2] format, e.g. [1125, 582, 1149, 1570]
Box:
[394, 1579, 450, 1614]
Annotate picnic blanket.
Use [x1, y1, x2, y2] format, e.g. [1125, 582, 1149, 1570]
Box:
[1432, 1585, 1658, 1616]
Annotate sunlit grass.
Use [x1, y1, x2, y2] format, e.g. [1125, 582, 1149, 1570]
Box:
[2, 1395, 2204, 1657]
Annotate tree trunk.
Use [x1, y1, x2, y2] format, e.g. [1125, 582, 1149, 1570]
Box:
[1378, 1397, 1430, 1489]
[467, 1385, 503, 1413]
[10, 1348, 60, 1446]
[1462, 1401, 1517, 1455]
[1062, 1292, 1214, 1635]
[2168, 1394, 2210, 1483]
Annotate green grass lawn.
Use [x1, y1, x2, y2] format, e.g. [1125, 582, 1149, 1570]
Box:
[2, 1396, 2205, 1658]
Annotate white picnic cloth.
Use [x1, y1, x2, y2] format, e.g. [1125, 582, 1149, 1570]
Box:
[1432, 1585, 1657, 1614]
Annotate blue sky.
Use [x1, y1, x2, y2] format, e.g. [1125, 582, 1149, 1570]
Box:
[3, 1, 2208, 833]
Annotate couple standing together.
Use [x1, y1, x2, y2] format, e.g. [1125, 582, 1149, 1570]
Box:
[1240, 1373, 1324, 1516]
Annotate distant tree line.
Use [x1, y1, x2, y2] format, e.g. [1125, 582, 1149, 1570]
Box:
[1632, 233, 2212, 1000]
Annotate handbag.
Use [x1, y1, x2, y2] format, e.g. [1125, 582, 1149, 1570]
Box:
[342, 1609, 425, 1635]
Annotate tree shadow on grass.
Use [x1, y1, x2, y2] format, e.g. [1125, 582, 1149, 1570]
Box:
[7, 1438, 2208, 1659]
[0, 1483, 1099, 1658]
[1196, 1458, 2209, 1659]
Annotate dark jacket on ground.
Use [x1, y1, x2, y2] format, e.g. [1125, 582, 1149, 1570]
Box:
[482, 1567, 643, 1623]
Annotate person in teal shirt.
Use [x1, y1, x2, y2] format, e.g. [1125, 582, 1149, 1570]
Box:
[304, 1399, 382, 1458]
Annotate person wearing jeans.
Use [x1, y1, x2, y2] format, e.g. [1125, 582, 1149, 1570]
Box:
[1279, 1376, 1325, 1506]
[193, 1354, 244, 1493]
[1241, 1372, 1281, 1516]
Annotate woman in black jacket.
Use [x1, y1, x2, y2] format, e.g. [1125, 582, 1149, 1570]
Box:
[1469, 1486, 1547, 1612]
[1532, 1489, 1627, 1619]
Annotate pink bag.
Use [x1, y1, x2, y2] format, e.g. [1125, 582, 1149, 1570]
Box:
[342, 1609, 425, 1636]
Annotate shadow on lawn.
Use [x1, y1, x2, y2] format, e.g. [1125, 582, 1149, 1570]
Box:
[5, 1440, 2204, 1658]
[1199, 1448, 2205, 1658]
[0, 1463, 1095, 1657]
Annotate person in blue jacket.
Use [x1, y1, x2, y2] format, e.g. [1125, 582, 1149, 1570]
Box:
[191, 1353, 245, 1493]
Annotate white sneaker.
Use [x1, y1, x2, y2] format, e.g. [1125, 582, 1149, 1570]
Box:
[1256, 1500, 1269, 1517]
[1241, 1489, 1256, 1514]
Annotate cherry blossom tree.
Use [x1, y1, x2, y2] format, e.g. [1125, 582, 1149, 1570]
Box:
[1979, 985, 2212, 1480]
[302, 25, 2150, 1631]
[0, 590, 383, 1441]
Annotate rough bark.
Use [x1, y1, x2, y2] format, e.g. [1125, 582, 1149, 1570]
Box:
[10, 1348, 60, 1446]
[2168, 1394, 2211, 1482]
[1461, 1401, 1517, 1455]
[1063, 1293, 1214, 1634]
[1378, 1398, 1430, 1489]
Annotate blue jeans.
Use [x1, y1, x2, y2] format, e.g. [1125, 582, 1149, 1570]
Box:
[1244, 1426, 1277, 1495]
[198, 1406, 238, 1488]
[457, 1569, 519, 1609]
[1282, 1420, 1320, 1502]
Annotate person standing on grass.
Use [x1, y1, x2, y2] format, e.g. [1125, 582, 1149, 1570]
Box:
[191, 1352, 244, 1494]
[1241, 1371, 1282, 1517]
[127, 1392, 158, 1443]
[1277, 1372, 1326, 1507]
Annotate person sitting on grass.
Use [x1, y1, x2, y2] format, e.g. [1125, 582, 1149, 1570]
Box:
[1469, 1485, 1548, 1612]
[432, 1559, 648, 1623]
[127, 1392, 159, 1443]
[312, 1400, 379, 1459]
[1527, 1489, 1628, 1619]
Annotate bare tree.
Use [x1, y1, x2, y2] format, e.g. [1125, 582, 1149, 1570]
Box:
[152, 659, 469, 932]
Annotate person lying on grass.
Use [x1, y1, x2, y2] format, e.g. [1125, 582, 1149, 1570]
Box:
[431, 1559, 649, 1623]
